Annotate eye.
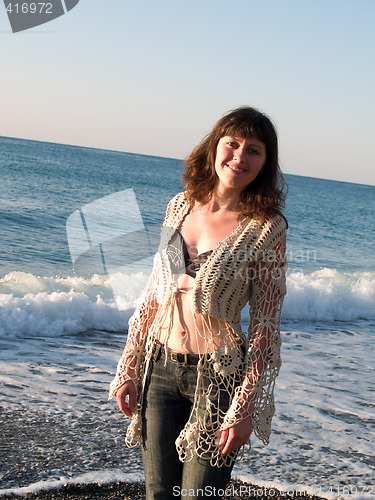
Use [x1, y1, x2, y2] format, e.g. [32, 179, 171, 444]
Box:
[247, 148, 259, 155]
[227, 141, 238, 148]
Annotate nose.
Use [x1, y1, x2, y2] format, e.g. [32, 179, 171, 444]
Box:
[233, 146, 245, 162]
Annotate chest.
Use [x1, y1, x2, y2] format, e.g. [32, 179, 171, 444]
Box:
[179, 209, 243, 258]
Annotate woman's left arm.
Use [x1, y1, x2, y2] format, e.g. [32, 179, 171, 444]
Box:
[219, 225, 287, 456]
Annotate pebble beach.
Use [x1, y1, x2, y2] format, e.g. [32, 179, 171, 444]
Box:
[0, 479, 327, 500]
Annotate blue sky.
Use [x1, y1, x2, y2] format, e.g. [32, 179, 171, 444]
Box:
[1, 0, 374, 185]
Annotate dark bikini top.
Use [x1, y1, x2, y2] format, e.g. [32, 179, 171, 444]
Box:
[166, 229, 213, 279]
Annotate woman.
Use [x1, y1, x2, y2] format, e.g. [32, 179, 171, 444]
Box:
[110, 106, 287, 499]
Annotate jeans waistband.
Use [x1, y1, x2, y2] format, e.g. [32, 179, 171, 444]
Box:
[152, 338, 202, 365]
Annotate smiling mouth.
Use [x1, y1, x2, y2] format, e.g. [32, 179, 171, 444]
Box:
[226, 164, 246, 174]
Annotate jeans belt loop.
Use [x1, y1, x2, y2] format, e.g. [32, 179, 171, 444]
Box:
[153, 341, 162, 361]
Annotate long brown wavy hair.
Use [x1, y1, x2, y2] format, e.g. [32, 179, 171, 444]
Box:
[183, 106, 287, 221]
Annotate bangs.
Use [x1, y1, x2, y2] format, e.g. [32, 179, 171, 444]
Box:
[218, 115, 270, 144]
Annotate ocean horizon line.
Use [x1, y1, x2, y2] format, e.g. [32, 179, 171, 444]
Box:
[1, 134, 374, 188]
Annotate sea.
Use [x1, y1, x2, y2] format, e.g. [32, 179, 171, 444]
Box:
[0, 136, 374, 499]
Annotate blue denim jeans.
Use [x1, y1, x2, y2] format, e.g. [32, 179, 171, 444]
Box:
[141, 342, 236, 500]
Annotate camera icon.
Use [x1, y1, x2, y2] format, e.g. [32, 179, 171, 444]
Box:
[4, 0, 80, 33]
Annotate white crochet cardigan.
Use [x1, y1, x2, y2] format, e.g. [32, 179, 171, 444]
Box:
[109, 192, 287, 467]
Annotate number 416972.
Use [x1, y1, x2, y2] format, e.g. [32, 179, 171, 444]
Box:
[6, 3, 53, 14]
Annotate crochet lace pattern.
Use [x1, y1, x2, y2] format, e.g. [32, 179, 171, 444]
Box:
[109, 192, 287, 467]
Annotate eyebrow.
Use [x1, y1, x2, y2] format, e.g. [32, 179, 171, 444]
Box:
[228, 136, 266, 150]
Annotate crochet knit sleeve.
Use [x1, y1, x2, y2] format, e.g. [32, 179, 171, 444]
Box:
[221, 224, 287, 445]
[108, 254, 160, 399]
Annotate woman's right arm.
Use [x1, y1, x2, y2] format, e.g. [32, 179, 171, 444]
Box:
[109, 194, 181, 410]
[108, 254, 161, 404]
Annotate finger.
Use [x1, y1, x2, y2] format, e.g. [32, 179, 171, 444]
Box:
[116, 395, 133, 418]
[221, 443, 231, 456]
[220, 428, 234, 456]
[222, 438, 243, 456]
[221, 437, 237, 456]
[128, 385, 137, 412]
[218, 428, 228, 447]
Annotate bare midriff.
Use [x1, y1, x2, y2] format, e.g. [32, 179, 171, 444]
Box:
[153, 273, 223, 354]
[152, 203, 245, 354]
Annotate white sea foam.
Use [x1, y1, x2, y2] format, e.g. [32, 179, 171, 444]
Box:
[0, 290, 130, 338]
[232, 473, 374, 500]
[0, 466, 372, 499]
[0, 469, 144, 497]
[1, 269, 374, 339]
[0, 271, 149, 338]
[283, 268, 375, 321]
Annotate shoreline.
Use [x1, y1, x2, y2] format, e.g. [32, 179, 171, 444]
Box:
[0, 480, 328, 500]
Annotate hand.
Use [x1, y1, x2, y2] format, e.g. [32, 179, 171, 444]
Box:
[115, 380, 137, 418]
[217, 416, 252, 456]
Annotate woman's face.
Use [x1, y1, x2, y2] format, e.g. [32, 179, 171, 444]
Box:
[214, 135, 266, 193]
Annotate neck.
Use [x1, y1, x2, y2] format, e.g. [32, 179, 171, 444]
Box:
[209, 185, 242, 212]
